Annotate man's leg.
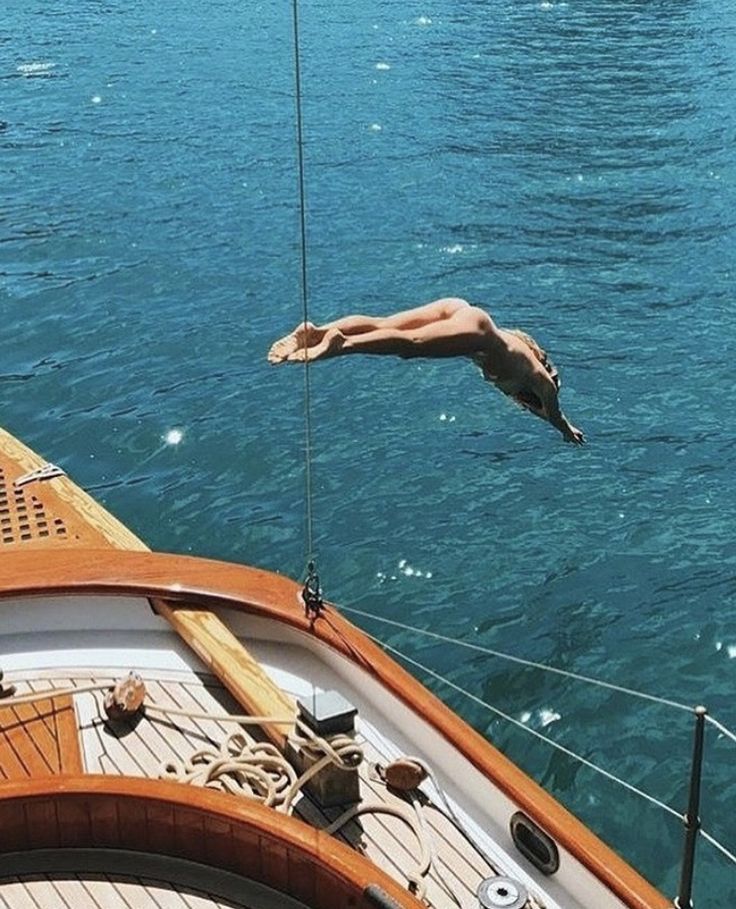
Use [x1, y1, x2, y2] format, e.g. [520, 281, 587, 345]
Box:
[287, 305, 488, 362]
[321, 297, 470, 335]
[268, 298, 471, 363]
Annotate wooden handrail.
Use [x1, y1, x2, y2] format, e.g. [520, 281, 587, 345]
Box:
[0, 774, 423, 909]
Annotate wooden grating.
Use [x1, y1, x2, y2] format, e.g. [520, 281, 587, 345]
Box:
[0, 428, 147, 551]
[0, 465, 69, 546]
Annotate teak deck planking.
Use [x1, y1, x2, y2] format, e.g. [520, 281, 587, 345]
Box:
[12, 670, 490, 909]
[0, 694, 82, 780]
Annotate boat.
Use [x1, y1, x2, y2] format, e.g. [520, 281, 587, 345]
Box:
[0, 424, 675, 909]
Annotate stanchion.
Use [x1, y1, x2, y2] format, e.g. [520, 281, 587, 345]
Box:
[675, 706, 707, 909]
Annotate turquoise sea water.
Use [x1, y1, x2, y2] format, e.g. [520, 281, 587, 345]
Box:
[3, 1, 736, 903]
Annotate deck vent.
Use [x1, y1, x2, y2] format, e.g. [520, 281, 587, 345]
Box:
[510, 811, 560, 875]
[477, 876, 528, 909]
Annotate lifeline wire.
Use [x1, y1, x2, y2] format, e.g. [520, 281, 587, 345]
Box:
[705, 714, 736, 746]
[291, 0, 315, 561]
[341, 604, 693, 713]
[365, 630, 683, 821]
[369, 643, 736, 869]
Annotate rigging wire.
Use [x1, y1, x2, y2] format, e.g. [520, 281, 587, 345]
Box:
[365, 629, 683, 822]
[342, 604, 736, 747]
[291, 0, 316, 563]
[351, 623, 736, 868]
[341, 604, 694, 713]
[700, 830, 736, 868]
[704, 714, 736, 746]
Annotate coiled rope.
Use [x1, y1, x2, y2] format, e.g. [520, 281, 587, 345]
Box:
[145, 700, 431, 897]
[144, 700, 362, 816]
[5, 682, 457, 899]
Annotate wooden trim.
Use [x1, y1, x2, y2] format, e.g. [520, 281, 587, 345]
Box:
[0, 775, 423, 909]
[55, 694, 84, 774]
[0, 549, 670, 909]
[151, 598, 297, 749]
[0, 694, 82, 779]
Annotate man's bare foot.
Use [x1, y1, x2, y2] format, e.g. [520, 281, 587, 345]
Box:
[287, 328, 346, 362]
[268, 322, 325, 364]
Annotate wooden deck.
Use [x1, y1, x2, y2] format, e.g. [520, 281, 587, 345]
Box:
[0, 428, 147, 552]
[0, 693, 81, 779]
[6, 668, 512, 909]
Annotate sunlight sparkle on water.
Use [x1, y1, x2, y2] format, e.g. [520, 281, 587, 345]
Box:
[539, 709, 561, 727]
[17, 62, 55, 76]
[164, 428, 184, 446]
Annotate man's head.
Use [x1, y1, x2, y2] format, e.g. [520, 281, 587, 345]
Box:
[506, 328, 560, 390]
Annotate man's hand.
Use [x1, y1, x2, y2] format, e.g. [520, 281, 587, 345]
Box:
[562, 423, 585, 445]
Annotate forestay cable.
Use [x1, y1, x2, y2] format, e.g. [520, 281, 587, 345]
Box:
[291, 0, 316, 564]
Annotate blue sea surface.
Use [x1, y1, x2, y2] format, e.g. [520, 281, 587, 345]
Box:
[3, 0, 736, 903]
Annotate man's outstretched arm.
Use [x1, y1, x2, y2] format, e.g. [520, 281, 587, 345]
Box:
[538, 378, 585, 444]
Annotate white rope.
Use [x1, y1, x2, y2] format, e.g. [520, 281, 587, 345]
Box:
[0, 686, 364, 819]
[10, 676, 736, 893]
[701, 829, 736, 867]
[0, 682, 111, 705]
[372, 634, 683, 822]
[326, 798, 432, 900]
[160, 732, 297, 806]
[144, 701, 296, 725]
[148, 698, 363, 813]
[149, 699, 432, 895]
[342, 604, 693, 713]
[705, 714, 736, 746]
